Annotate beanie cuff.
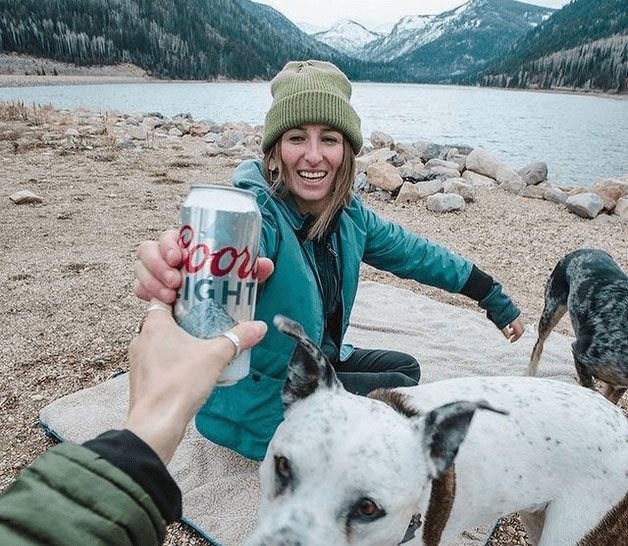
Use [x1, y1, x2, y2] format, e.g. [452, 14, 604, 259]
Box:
[262, 90, 363, 154]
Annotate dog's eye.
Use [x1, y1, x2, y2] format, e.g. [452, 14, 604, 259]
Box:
[349, 497, 386, 522]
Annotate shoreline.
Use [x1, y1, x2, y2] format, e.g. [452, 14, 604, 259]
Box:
[1, 75, 625, 101]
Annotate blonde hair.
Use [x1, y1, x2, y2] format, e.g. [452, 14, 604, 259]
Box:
[263, 137, 356, 241]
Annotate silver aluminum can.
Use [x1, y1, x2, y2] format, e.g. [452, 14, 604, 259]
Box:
[174, 185, 261, 386]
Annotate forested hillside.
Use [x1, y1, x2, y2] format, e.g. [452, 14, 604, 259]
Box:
[0, 0, 389, 80]
[475, 0, 628, 91]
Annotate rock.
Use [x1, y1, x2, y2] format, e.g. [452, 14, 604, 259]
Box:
[398, 160, 429, 181]
[592, 178, 628, 198]
[366, 162, 403, 193]
[395, 181, 422, 204]
[65, 128, 80, 138]
[416, 142, 444, 162]
[425, 158, 460, 170]
[117, 138, 137, 149]
[443, 178, 475, 202]
[566, 192, 604, 219]
[168, 127, 183, 137]
[448, 154, 467, 171]
[189, 124, 210, 138]
[217, 129, 245, 149]
[498, 168, 525, 194]
[518, 162, 548, 185]
[461, 170, 497, 188]
[356, 148, 398, 173]
[430, 166, 461, 180]
[414, 179, 444, 198]
[10, 190, 43, 204]
[544, 186, 568, 204]
[466, 148, 502, 178]
[520, 185, 547, 199]
[353, 172, 370, 193]
[593, 185, 622, 213]
[370, 131, 394, 149]
[394, 142, 423, 162]
[426, 193, 465, 213]
[615, 198, 628, 219]
[467, 148, 523, 190]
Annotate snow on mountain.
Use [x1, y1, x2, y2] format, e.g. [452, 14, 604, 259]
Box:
[313, 19, 382, 56]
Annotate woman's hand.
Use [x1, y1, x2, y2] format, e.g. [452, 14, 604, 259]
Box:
[134, 229, 274, 303]
[501, 317, 524, 343]
[125, 305, 267, 464]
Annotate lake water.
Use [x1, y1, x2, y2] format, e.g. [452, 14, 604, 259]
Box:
[2, 81, 627, 188]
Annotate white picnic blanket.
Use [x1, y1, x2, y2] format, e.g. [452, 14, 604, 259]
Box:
[40, 281, 577, 545]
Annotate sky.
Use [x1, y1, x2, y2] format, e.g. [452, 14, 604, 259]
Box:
[257, 0, 572, 30]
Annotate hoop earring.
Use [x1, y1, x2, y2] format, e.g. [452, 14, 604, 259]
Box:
[270, 169, 280, 184]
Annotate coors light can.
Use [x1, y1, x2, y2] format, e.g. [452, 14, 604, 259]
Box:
[174, 185, 262, 386]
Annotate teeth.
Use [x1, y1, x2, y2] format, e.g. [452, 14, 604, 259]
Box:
[298, 171, 326, 180]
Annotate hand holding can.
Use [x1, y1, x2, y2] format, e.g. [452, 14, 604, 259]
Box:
[174, 185, 262, 386]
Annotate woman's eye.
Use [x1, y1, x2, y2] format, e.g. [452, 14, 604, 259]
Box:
[322, 136, 340, 144]
[287, 135, 304, 143]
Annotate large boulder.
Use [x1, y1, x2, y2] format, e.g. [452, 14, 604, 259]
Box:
[461, 170, 497, 188]
[366, 162, 403, 193]
[544, 186, 568, 204]
[518, 162, 548, 185]
[466, 148, 523, 191]
[443, 178, 476, 202]
[395, 182, 422, 204]
[566, 192, 604, 219]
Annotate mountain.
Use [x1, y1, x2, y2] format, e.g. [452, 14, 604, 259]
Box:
[346, 0, 554, 82]
[313, 20, 382, 57]
[474, 0, 628, 92]
[0, 0, 392, 81]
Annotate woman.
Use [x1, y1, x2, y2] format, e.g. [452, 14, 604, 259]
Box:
[135, 60, 524, 461]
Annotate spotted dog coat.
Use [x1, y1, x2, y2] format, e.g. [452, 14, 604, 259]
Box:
[526, 249, 628, 404]
[244, 316, 628, 546]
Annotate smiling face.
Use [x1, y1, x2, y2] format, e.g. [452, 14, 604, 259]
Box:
[279, 123, 345, 217]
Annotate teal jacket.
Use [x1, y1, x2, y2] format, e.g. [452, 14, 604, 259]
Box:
[0, 442, 168, 546]
[196, 159, 518, 460]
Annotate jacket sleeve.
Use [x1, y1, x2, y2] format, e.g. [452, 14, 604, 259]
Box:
[360, 204, 473, 293]
[360, 203, 520, 329]
[0, 438, 170, 546]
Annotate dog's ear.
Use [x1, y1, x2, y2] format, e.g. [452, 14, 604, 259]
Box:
[273, 314, 343, 409]
[413, 400, 507, 479]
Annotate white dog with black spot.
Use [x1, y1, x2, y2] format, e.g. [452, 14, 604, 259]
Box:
[244, 316, 628, 546]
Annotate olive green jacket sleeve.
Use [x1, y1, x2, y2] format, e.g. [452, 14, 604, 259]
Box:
[0, 442, 167, 546]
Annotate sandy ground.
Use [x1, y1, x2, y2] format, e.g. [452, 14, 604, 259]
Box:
[1, 102, 627, 545]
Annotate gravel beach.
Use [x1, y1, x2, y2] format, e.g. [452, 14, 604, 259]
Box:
[1, 101, 626, 545]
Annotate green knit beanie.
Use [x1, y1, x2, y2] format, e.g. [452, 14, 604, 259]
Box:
[262, 60, 363, 155]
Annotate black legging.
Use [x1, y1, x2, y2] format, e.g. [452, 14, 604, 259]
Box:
[332, 348, 420, 396]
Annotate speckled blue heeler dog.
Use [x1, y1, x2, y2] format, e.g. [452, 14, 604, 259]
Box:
[526, 248, 628, 404]
[244, 315, 628, 546]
